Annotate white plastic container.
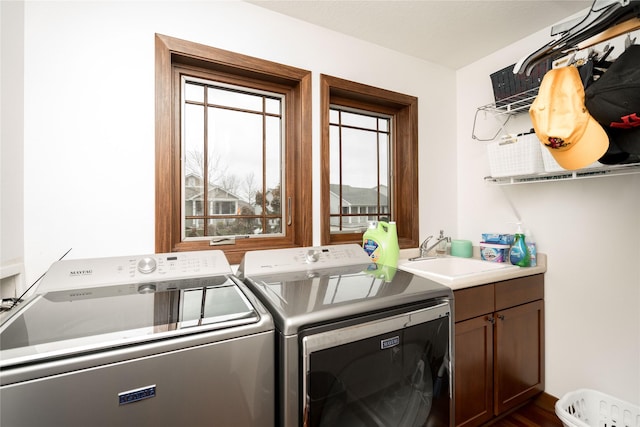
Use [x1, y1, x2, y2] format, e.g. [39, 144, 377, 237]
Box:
[555, 388, 640, 427]
[480, 243, 510, 263]
[541, 146, 603, 172]
[487, 133, 544, 177]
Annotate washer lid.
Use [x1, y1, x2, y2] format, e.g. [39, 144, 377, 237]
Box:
[0, 276, 259, 368]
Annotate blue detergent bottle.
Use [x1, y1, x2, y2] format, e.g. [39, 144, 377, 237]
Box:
[509, 223, 531, 267]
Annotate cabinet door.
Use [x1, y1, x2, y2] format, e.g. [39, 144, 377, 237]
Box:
[454, 315, 494, 427]
[494, 300, 545, 414]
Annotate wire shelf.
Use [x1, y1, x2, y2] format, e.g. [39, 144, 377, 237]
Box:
[472, 87, 540, 142]
[478, 87, 540, 116]
[484, 162, 640, 184]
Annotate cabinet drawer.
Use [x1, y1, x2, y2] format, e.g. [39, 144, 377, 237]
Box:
[495, 274, 544, 311]
[454, 284, 494, 322]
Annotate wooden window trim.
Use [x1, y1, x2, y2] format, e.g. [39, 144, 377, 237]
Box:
[155, 34, 312, 264]
[320, 74, 419, 248]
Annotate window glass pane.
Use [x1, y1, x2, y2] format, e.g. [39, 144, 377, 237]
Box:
[378, 117, 388, 132]
[184, 103, 205, 177]
[211, 200, 237, 215]
[185, 83, 204, 103]
[329, 109, 340, 124]
[207, 107, 262, 217]
[341, 127, 378, 188]
[340, 110, 377, 130]
[208, 87, 262, 112]
[265, 218, 282, 235]
[185, 219, 204, 238]
[378, 133, 390, 212]
[265, 97, 280, 115]
[265, 115, 282, 215]
[207, 218, 258, 236]
[329, 126, 341, 185]
[344, 216, 369, 231]
[329, 125, 341, 222]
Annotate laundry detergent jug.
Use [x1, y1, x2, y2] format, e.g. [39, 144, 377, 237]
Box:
[363, 220, 399, 267]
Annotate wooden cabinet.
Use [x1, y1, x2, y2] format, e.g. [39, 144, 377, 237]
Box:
[455, 313, 494, 426]
[454, 274, 545, 427]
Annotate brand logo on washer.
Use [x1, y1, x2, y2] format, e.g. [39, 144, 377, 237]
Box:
[69, 269, 93, 276]
[119, 385, 156, 406]
[381, 336, 400, 350]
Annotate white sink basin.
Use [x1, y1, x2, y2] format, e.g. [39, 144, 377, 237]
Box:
[398, 257, 519, 283]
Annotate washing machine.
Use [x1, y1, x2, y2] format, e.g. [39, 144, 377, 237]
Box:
[237, 244, 454, 427]
[0, 250, 274, 427]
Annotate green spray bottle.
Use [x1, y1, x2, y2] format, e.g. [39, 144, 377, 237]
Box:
[363, 220, 399, 267]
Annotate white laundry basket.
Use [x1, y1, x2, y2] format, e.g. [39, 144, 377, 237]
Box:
[555, 388, 640, 427]
[540, 145, 603, 172]
[487, 133, 545, 177]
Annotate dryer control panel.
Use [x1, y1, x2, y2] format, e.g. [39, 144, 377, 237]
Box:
[38, 250, 231, 292]
[238, 244, 372, 277]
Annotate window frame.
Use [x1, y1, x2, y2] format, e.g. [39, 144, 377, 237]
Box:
[155, 34, 312, 264]
[320, 74, 419, 248]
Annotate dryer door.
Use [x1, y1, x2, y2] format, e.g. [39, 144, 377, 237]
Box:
[301, 302, 451, 427]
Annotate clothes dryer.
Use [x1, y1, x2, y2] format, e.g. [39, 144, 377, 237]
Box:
[238, 244, 453, 427]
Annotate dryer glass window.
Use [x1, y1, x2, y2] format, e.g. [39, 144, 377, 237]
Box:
[182, 77, 284, 240]
[304, 314, 450, 427]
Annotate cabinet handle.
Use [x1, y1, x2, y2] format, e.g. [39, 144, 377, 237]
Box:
[498, 314, 505, 321]
[487, 316, 495, 324]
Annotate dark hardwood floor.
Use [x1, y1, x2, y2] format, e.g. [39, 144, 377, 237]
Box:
[490, 394, 565, 427]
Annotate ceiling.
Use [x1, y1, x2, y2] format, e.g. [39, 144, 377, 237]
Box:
[246, 0, 593, 69]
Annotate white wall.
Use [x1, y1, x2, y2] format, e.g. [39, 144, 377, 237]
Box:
[456, 28, 640, 403]
[14, 1, 456, 284]
[1, 1, 26, 296]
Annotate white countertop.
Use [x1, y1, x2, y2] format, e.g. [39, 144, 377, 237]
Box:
[398, 247, 547, 290]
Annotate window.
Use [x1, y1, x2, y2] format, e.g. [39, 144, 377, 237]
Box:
[329, 107, 391, 232]
[155, 34, 312, 264]
[181, 78, 284, 239]
[320, 75, 419, 248]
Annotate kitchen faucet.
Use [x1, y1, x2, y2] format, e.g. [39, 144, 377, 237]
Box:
[409, 231, 451, 261]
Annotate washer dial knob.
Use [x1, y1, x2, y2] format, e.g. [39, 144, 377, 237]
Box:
[305, 249, 320, 263]
[137, 257, 157, 274]
[138, 283, 157, 294]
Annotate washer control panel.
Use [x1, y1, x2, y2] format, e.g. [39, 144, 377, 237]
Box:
[238, 244, 372, 277]
[38, 250, 232, 292]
